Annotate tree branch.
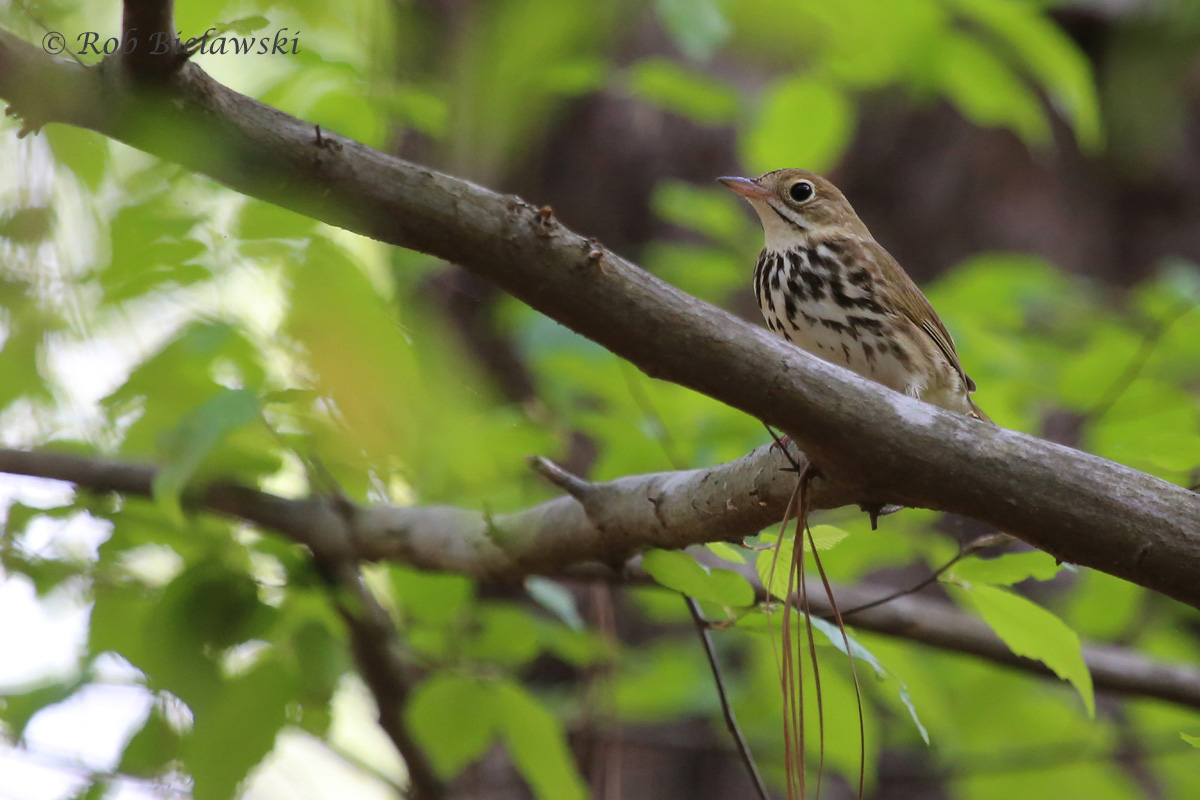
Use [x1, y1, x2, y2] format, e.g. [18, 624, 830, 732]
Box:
[2, 29, 1196, 608]
[3, 446, 1200, 712]
[0, 444, 856, 577]
[325, 560, 445, 800]
[120, 0, 178, 76]
[801, 579, 1200, 711]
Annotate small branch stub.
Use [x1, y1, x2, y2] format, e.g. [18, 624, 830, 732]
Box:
[527, 454, 593, 501]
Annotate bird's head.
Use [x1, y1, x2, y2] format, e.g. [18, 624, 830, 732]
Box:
[719, 169, 864, 249]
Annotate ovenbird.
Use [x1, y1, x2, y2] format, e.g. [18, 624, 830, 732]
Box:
[721, 169, 989, 422]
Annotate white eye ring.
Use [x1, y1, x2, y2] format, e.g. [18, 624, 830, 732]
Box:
[788, 180, 815, 203]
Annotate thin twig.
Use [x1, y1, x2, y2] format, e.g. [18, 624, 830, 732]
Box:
[686, 597, 772, 800]
[623, 368, 771, 800]
[840, 533, 1014, 617]
[841, 552, 967, 617]
[1088, 303, 1194, 423]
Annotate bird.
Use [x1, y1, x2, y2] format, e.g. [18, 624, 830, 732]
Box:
[720, 169, 989, 422]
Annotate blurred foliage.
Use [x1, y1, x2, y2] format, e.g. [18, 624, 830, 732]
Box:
[0, 1, 1198, 799]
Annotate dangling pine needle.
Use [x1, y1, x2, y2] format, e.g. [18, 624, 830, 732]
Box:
[795, 473, 825, 799]
[807, 519, 866, 800]
[765, 473, 805, 800]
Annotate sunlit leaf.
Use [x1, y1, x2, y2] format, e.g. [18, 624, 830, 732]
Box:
[628, 59, 739, 125]
[184, 654, 295, 800]
[407, 674, 499, 778]
[946, 0, 1103, 151]
[741, 77, 852, 174]
[651, 180, 750, 244]
[44, 124, 109, 189]
[934, 31, 1049, 146]
[152, 389, 264, 517]
[948, 550, 1062, 586]
[642, 549, 755, 608]
[390, 564, 475, 626]
[706, 541, 746, 564]
[957, 584, 1095, 717]
[461, 604, 542, 665]
[495, 680, 587, 800]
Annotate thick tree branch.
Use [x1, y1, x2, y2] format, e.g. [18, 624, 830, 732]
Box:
[1, 31, 1199, 607]
[3, 446, 1200, 712]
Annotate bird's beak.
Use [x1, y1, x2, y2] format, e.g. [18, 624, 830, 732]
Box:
[718, 176, 771, 200]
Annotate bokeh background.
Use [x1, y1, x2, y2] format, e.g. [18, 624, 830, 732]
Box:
[1, 1, 1199, 799]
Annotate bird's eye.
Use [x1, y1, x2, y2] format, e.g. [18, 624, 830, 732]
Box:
[789, 180, 815, 203]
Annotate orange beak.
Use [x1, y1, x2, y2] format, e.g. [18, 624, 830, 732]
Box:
[718, 176, 771, 200]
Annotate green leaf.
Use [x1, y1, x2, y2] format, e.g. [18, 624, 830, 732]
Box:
[0, 680, 82, 740]
[120, 708, 181, 776]
[958, 584, 1095, 717]
[741, 77, 852, 174]
[153, 560, 271, 653]
[641, 549, 711, 596]
[755, 538, 795, 601]
[809, 616, 886, 678]
[806, 524, 850, 551]
[948, 550, 1062, 586]
[654, 0, 730, 61]
[45, 124, 109, 190]
[495, 681, 587, 800]
[406, 674, 499, 778]
[235, 199, 317, 242]
[152, 389, 262, 518]
[651, 181, 749, 245]
[1182, 733, 1200, 748]
[808, 618, 929, 744]
[138, 559, 272, 711]
[525, 577, 585, 631]
[462, 605, 542, 666]
[705, 541, 746, 564]
[288, 618, 347, 736]
[380, 86, 450, 139]
[0, 288, 58, 409]
[89, 583, 154, 665]
[642, 549, 755, 608]
[755, 527, 849, 601]
[390, 565, 475, 626]
[101, 201, 208, 304]
[628, 59, 739, 125]
[934, 32, 1049, 146]
[286, 237, 421, 464]
[946, 0, 1102, 151]
[183, 654, 295, 800]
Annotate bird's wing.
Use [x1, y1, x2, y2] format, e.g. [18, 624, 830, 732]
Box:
[862, 239, 976, 394]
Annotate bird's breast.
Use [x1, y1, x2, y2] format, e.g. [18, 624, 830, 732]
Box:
[753, 245, 915, 394]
